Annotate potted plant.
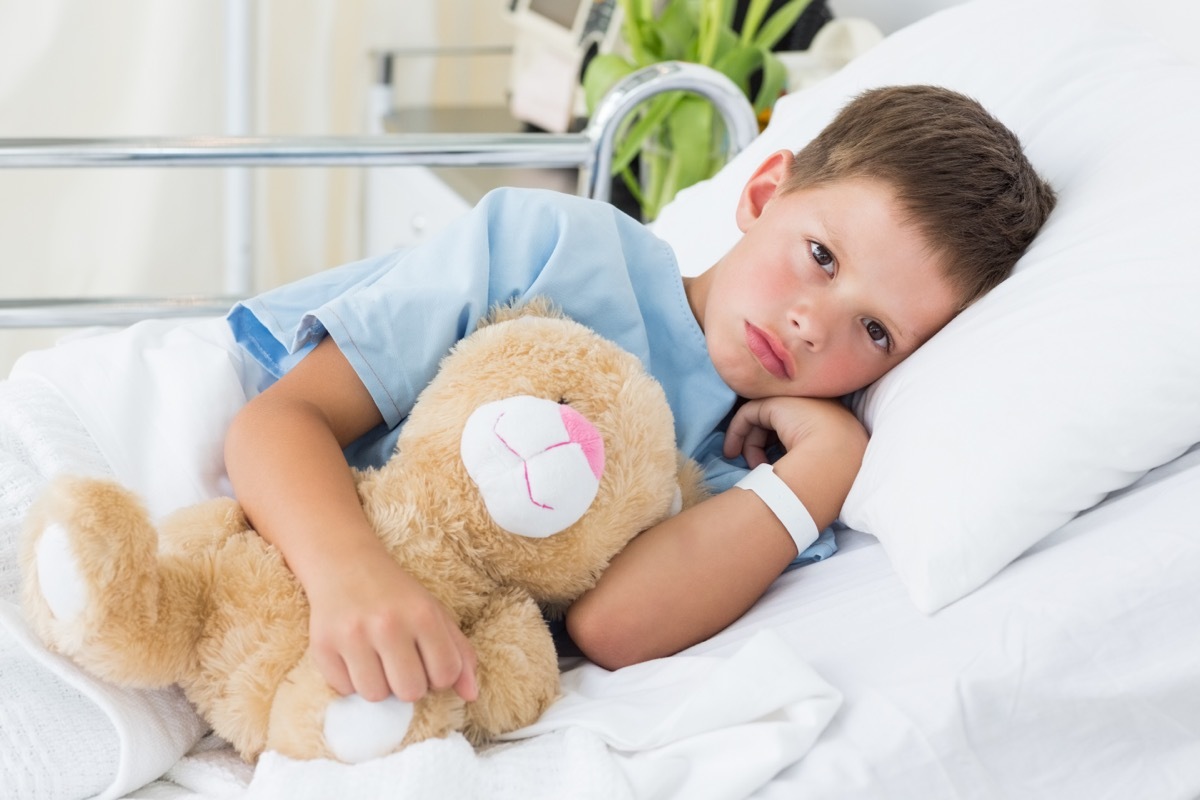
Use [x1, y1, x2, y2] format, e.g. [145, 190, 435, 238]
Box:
[583, 0, 815, 221]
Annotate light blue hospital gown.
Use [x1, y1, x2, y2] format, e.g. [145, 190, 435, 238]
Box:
[227, 187, 834, 567]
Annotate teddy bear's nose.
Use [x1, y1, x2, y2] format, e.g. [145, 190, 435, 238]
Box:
[557, 403, 604, 481]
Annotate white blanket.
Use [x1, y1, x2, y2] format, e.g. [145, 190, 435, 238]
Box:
[142, 630, 839, 800]
[1, 320, 843, 799]
[0, 376, 206, 800]
[244, 631, 840, 800]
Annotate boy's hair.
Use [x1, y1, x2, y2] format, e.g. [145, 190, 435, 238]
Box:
[781, 85, 1056, 307]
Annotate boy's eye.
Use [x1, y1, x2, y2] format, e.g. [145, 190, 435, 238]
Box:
[864, 319, 892, 351]
[810, 241, 834, 275]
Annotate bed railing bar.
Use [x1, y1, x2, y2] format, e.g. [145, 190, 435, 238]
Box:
[370, 45, 513, 59]
[0, 297, 242, 328]
[0, 134, 593, 170]
[0, 62, 757, 329]
[582, 62, 759, 202]
[0, 63, 756, 206]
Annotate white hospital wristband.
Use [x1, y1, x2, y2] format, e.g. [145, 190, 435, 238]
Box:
[735, 464, 819, 555]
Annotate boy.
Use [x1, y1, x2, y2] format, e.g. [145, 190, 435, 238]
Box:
[224, 85, 1056, 706]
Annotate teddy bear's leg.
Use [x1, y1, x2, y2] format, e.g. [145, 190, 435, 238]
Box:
[266, 652, 466, 763]
[264, 653, 346, 760]
[460, 586, 560, 745]
[21, 476, 231, 686]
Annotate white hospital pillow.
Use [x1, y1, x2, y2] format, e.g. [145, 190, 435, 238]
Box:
[652, 0, 1200, 612]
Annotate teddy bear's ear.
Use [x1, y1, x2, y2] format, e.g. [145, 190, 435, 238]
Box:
[460, 394, 604, 539]
[477, 296, 564, 329]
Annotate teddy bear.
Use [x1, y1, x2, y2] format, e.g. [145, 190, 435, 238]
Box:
[20, 298, 705, 764]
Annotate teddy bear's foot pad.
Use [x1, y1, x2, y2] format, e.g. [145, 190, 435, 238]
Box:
[323, 694, 414, 763]
[35, 522, 90, 623]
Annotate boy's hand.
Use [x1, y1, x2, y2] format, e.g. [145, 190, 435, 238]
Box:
[304, 544, 478, 705]
[226, 338, 477, 706]
[723, 396, 867, 467]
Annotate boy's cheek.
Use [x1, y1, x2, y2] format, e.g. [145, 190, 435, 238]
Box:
[802, 353, 879, 399]
[754, 267, 799, 301]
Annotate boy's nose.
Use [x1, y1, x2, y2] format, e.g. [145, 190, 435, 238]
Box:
[787, 304, 828, 351]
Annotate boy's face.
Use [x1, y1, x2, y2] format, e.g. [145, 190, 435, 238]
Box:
[688, 150, 961, 400]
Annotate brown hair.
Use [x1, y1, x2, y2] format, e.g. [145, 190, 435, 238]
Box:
[781, 85, 1057, 307]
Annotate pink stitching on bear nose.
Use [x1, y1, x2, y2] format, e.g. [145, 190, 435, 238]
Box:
[557, 404, 605, 480]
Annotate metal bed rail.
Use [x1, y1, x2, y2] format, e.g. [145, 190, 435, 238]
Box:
[0, 61, 758, 328]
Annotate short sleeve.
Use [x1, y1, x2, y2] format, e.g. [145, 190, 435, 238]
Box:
[228, 188, 696, 431]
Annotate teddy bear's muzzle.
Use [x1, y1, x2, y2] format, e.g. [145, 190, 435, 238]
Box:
[460, 395, 605, 539]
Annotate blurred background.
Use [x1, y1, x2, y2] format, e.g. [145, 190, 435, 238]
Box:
[1, 0, 1192, 374]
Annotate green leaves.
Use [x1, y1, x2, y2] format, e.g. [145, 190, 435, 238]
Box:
[582, 53, 636, 115]
[747, 0, 812, 50]
[582, 0, 813, 219]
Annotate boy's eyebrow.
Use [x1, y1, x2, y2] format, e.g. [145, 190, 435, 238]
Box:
[816, 211, 843, 256]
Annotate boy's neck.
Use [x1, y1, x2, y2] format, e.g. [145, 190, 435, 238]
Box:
[682, 271, 711, 333]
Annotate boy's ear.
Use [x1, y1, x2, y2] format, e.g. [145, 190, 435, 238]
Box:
[735, 150, 794, 231]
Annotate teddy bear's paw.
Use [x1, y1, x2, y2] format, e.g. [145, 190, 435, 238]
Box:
[323, 695, 414, 764]
[33, 522, 90, 624]
[23, 477, 157, 634]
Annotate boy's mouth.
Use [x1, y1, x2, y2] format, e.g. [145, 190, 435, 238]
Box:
[745, 322, 794, 380]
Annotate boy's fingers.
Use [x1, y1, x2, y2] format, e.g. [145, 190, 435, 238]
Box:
[416, 624, 465, 693]
[380, 641, 430, 703]
[724, 424, 773, 461]
[343, 645, 392, 703]
[723, 400, 769, 457]
[743, 446, 769, 469]
[414, 620, 478, 702]
[312, 647, 355, 696]
[453, 669, 478, 703]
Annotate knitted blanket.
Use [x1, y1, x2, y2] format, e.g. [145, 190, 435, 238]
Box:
[0, 376, 206, 800]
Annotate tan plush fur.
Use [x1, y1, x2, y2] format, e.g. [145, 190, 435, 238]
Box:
[20, 301, 704, 763]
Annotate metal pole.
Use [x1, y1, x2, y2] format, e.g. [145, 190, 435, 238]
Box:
[581, 61, 758, 204]
[224, 0, 254, 295]
[0, 134, 594, 168]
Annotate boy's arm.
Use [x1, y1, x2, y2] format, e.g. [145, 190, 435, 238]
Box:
[565, 397, 866, 669]
[225, 337, 477, 703]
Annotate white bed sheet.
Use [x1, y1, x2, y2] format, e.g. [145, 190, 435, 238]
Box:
[697, 445, 1200, 799]
[123, 441, 1200, 800]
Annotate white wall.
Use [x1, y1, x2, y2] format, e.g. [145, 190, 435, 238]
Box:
[0, 2, 225, 373]
[0, 0, 515, 375]
[830, 0, 1199, 63]
[1095, 0, 1200, 63]
[828, 0, 967, 34]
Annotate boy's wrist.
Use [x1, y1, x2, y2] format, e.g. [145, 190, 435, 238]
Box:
[287, 523, 394, 595]
[780, 404, 867, 460]
[735, 464, 819, 555]
[765, 432, 865, 533]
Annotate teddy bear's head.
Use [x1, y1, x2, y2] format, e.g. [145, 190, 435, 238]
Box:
[369, 300, 684, 607]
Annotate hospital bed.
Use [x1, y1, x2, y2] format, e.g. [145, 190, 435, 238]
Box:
[2, 0, 1199, 798]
